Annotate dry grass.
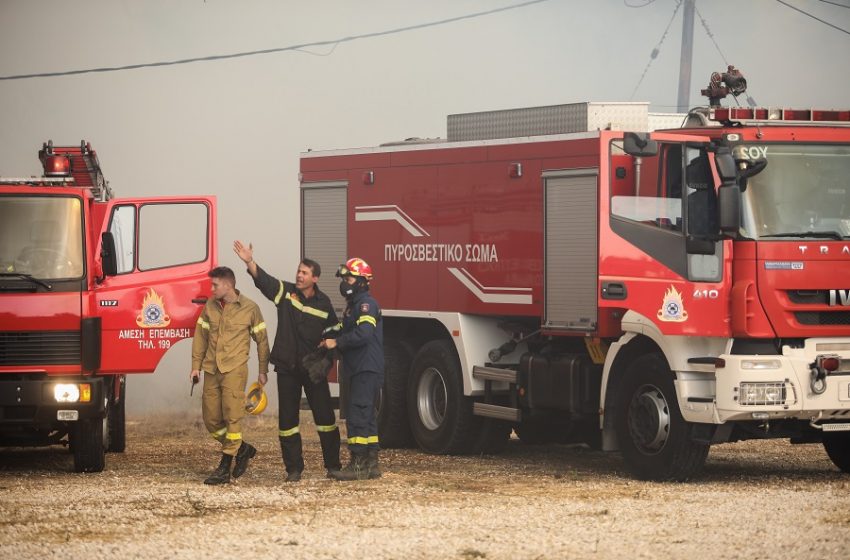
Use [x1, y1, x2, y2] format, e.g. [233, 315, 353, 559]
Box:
[1, 412, 849, 559]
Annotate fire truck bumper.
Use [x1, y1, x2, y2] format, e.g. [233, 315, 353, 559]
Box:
[0, 376, 106, 437]
[713, 338, 850, 426]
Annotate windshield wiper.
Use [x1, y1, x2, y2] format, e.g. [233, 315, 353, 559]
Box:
[760, 231, 845, 240]
[0, 272, 53, 291]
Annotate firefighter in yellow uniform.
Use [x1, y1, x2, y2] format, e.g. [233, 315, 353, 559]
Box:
[191, 266, 270, 485]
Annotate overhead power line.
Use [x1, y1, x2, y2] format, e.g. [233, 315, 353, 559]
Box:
[624, 0, 658, 7]
[0, 0, 551, 81]
[775, 0, 850, 35]
[693, 5, 757, 107]
[629, 0, 683, 100]
[694, 5, 730, 66]
[816, 0, 850, 9]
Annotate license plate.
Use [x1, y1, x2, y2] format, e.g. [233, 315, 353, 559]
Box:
[57, 410, 79, 421]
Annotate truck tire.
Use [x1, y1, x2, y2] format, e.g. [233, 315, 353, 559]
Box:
[107, 376, 126, 453]
[71, 418, 105, 473]
[407, 339, 478, 454]
[614, 353, 709, 481]
[823, 432, 850, 473]
[377, 341, 415, 448]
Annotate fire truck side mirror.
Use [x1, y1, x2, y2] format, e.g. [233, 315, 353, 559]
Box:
[100, 232, 118, 278]
[718, 183, 741, 234]
[623, 132, 658, 157]
[714, 150, 737, 183]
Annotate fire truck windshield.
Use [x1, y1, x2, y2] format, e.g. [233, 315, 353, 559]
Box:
[0, 196, 84, 279]
[740, 144, 850, 240]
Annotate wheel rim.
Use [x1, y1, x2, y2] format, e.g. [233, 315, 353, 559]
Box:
[103, 397, 110, 448]
[627, 383, 670, 455]
[417, 367, 448, 431]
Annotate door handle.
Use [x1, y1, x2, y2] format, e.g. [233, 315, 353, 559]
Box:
[192, 297, 208, 304]
[601, 282, 627, 300]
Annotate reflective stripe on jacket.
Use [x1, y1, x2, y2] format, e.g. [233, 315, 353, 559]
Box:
[336, 290, 384, 376]
[192, 291, 270, 374]
[252, 265, 338, 371]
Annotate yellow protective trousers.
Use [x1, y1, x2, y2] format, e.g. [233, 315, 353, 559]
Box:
[202, 364, 249, 456]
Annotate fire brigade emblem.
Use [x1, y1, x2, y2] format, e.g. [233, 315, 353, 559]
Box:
[136, 288, 171, 328]
[657, 285, 688, 322]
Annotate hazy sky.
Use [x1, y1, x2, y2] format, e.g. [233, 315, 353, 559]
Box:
[1, 0, 848, 413]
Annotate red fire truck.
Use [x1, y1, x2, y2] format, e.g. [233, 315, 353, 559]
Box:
[0, 141, 216, 472]
[300, 72, 850, 480]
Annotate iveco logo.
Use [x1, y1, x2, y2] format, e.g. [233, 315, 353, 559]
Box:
[798, 245, 850, 255]
[829, 290, 850, 307]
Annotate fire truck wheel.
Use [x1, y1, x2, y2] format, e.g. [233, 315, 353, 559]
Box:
[107, 376, 126, 453]
[615, 353, 709, 481]
[71, 418, 105, 473]
[376, 341, 415, 448]
[407, 339, 478, 454]
[822, 432, 850, 473]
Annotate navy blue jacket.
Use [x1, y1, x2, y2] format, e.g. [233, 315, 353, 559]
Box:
[334, 290, 384, 376]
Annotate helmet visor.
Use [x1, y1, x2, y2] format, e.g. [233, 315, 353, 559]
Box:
[335, 264, 352, 278]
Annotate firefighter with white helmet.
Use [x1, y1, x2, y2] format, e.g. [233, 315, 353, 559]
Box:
[321, 257, 384, 481]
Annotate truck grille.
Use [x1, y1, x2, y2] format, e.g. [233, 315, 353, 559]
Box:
[787, 290, 829, 304]
[795, 312, 850, 326]
[0, 331, 81, 365]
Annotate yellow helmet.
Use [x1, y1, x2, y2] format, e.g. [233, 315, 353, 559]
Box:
[245, 382, 267, 415]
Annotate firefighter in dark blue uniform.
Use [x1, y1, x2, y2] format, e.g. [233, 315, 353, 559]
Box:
[320, 257, 384, 481]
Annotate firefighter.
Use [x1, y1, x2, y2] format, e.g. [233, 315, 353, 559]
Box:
[233, 240, 341, 482]
[191, 266, 269, 485]
[320, 257, 384, 481]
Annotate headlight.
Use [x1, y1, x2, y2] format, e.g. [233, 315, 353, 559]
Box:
[739, 382, 786, 406]
[53, 383, 91, 403]
[740, 359, 782, 370]
[54, 384, 80, 403]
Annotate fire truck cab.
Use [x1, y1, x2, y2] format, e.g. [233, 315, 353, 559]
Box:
[300, 78, 850, 480]
[0, 141, 217, 472]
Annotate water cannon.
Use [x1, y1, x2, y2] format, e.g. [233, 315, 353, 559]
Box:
[701, 65, 747, 107]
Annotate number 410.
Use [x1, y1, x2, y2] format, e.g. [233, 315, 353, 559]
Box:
[693, 289, 719, 299]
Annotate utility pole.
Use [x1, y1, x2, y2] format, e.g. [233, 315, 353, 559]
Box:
[676, 0, 696, 112]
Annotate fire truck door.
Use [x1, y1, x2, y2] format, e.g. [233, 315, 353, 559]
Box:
[94, 197, 216, 373]
[610, 132, 720, 282]
[543, 168, 599, 331]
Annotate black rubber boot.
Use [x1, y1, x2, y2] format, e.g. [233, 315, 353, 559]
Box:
[204, 454, 232, 485]
[366, 447, 381, 479]
[328, 451, 376, 481]
[285, 470, 302, 483]
[280, 435, 305, 476]
[328, 451, 356, 479]
[318, 429, 342, 472]
[232, 441, 256, 479]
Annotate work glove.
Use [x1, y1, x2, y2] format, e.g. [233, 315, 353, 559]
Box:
[303, 348, 333, 384]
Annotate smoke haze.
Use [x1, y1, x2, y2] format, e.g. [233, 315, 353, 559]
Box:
[0, 0, 848, 415]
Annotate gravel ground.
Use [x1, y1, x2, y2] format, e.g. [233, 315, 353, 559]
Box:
[1, 412, 849, 560]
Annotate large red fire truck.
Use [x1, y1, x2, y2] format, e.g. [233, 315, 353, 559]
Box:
[300, 71, 850, 480]
[0, 141, 216, 472]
